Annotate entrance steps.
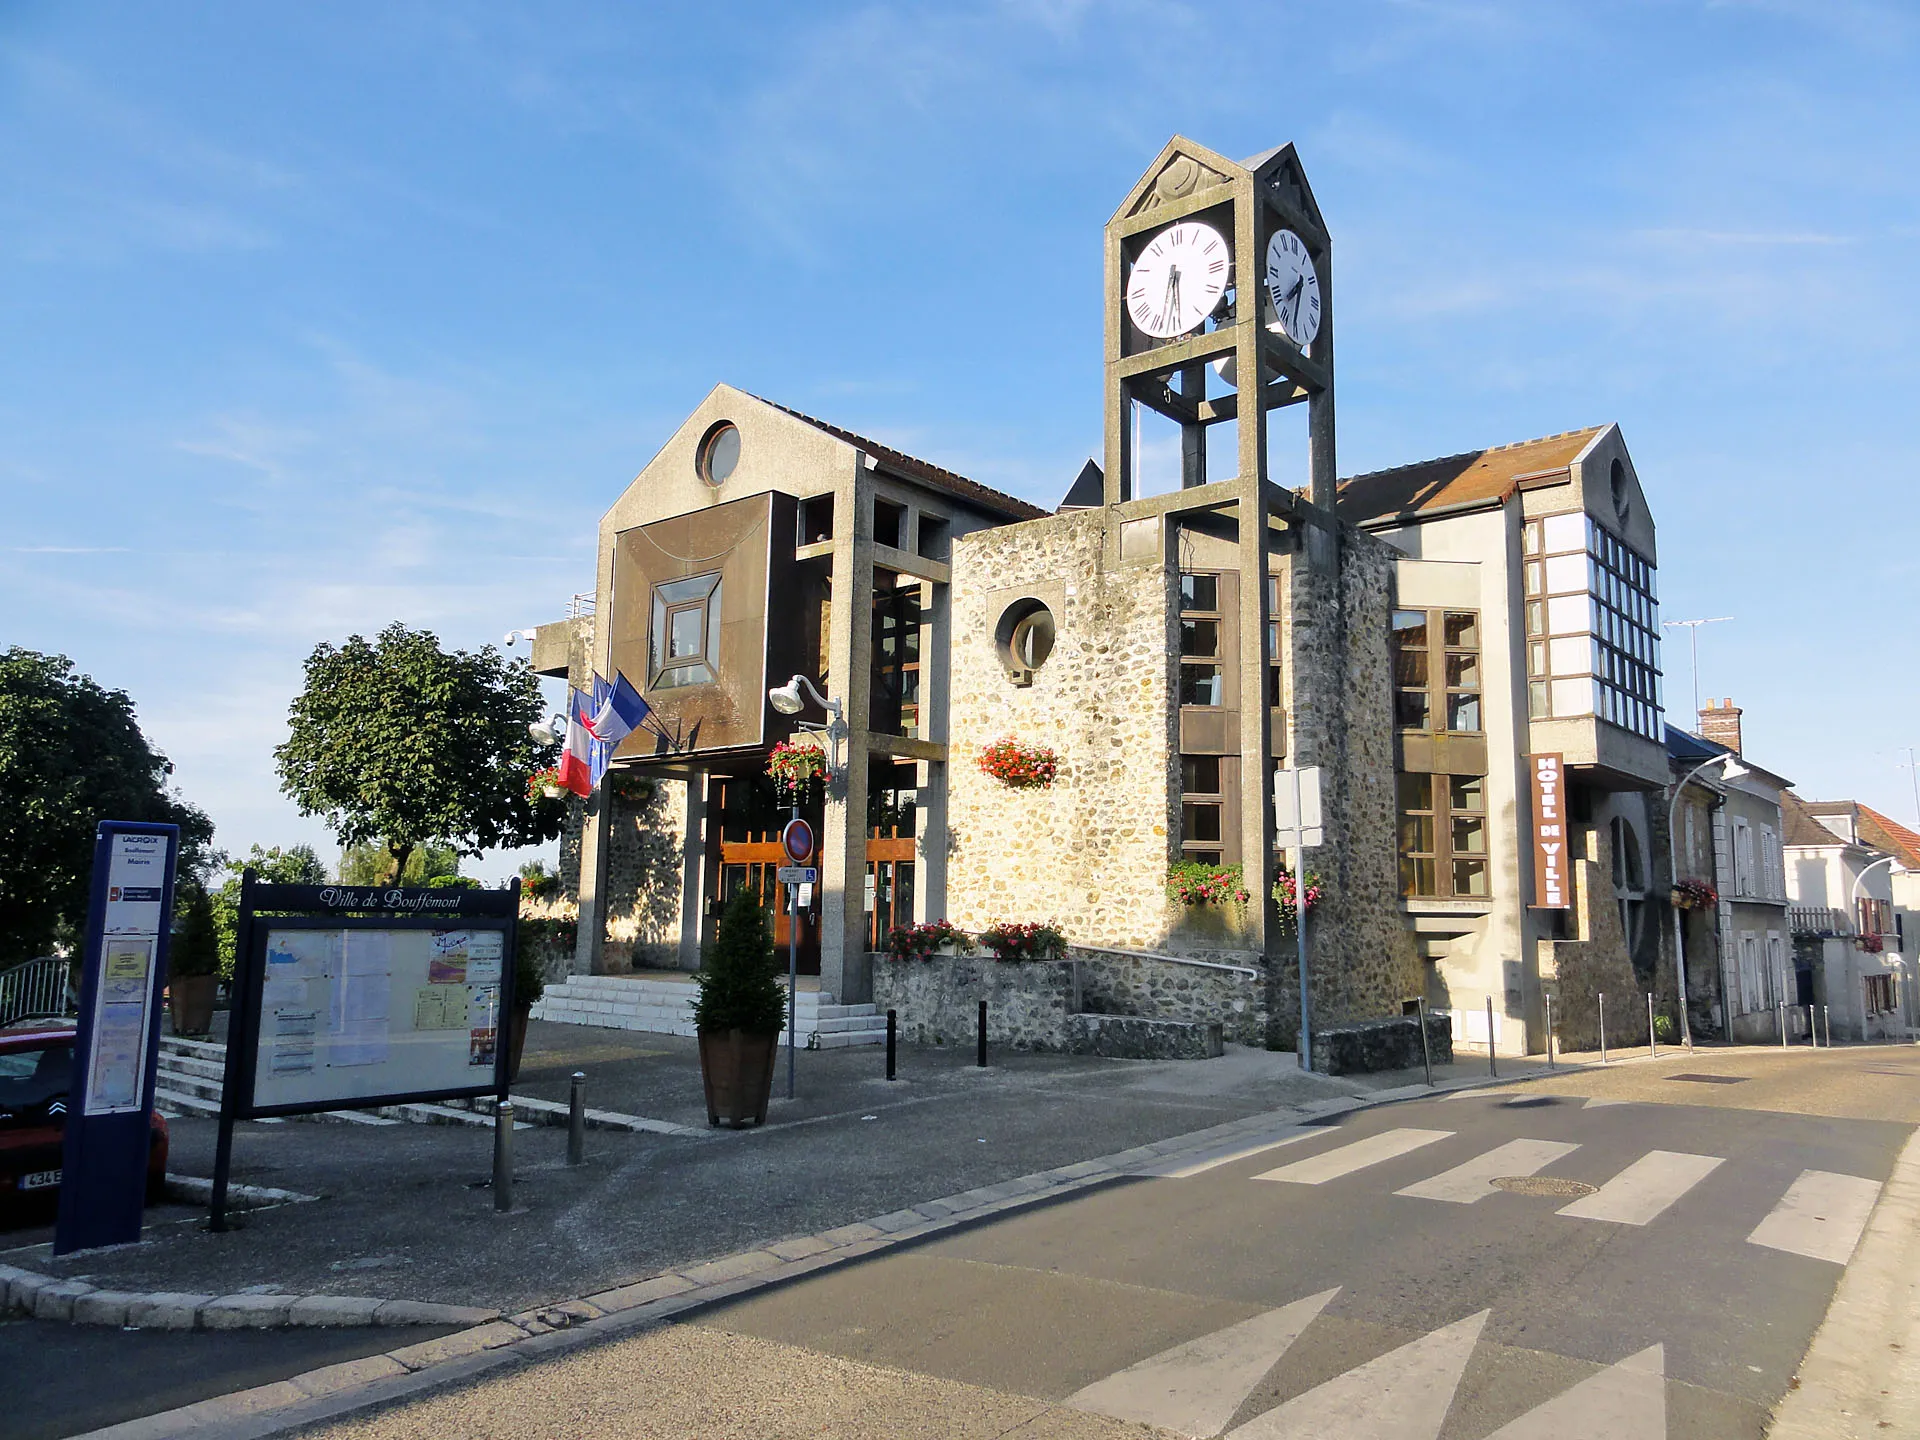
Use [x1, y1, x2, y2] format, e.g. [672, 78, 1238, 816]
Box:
[533, 973, 888, 1048]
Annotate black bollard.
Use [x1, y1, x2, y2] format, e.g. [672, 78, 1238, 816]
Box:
[567, 1072, 586, 1166]
[977, 1000, 988, 1068]
[886, 1009, 897, 1081]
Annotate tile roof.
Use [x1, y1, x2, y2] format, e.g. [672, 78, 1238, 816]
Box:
[1800, 799, 1920, 869]
[754, 397, 1049, 523]
[1337, 426, 1606, 525]
[1782, 792, 1849, 849]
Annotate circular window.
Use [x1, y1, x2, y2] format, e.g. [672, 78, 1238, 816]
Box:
[995, 599, 1056, 683]
[1609, 458, 1631, 525]
[699, 422, 741, 486]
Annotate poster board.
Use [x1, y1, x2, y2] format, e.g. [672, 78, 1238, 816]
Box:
[236, 915, 513, 1116]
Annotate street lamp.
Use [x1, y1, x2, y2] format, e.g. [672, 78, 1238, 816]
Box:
[1848, 855, 1902, 1041]
[1668, 751, 1748, 1050]
[768, 673, 846, 777]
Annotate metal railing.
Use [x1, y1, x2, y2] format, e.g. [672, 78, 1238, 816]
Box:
[1788, 905, 1847, 936]
[0, 957, 75, 1029]
[566, 592, 596, 619]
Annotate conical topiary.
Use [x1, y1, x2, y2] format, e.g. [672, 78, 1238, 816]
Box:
[692, 886, 787, 1035]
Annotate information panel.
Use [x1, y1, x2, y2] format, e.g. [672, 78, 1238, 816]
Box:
[247, 921, 509, 1112]
[84, 830, 173, 1115]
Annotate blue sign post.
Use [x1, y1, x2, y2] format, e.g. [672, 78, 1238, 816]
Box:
[54, 822, 180, 1255]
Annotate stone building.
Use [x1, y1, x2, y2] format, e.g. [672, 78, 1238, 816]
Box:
[521, 136, 1671, 1060]
[1783, 793, 1916, 1040]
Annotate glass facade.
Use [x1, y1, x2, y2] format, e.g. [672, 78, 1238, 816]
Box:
[1523, 512, 1663, 740]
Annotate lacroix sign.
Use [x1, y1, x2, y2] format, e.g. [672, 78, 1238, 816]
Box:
[1530, 753, 1568, 909]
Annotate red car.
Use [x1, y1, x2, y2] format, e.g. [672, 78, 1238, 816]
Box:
[0, 1023, 169, 1213]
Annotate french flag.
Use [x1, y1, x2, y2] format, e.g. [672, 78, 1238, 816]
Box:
[585, 671, 652, 748]
[555, 688, 595, 797]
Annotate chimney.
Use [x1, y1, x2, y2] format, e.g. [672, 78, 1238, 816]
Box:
[1698, 697, 1743, 754]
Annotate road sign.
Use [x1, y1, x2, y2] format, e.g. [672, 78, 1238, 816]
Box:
[777, 866, 818, 885]
[780, 817, 815, 865]
[1274, 765, 1324, 848]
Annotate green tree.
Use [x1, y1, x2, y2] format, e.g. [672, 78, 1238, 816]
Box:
[338, 841, 460, 887]
[274, 624, 560, 882]
[210, 844, 327, 981]
[0, 649, 216, 968]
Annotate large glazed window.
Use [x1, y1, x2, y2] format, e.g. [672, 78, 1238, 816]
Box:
[1524, 513, 1662, 739]
[1397, 772, 1488, 899]
[649, 572, 722, 690]
[994, 598, 1055, 686]
[1392, 608, 1481, 735]
[698, 422, 740, 486]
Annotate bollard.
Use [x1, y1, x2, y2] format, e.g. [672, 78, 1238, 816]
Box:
[1599, 992, 1608, 1065]
[1779, 1000, 1788, 1049]
[493, 1102, 515, 1213]
[1808, 1004, 1817, 1050]
[886, 1009, 897, 1081]
[977, 1000, 988, 1068]
[1648, 993, 1657, 1058]
[1546, 994, 1556, 1069]
[567, 1072, 586, 1167]
[1827, 1004, 1835, 1048]
[1416, 998, 1433, 1088]
[1486, 997, 1498, 1078]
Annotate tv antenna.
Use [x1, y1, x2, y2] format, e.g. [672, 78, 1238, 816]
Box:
[1662, 617, 1732, 724]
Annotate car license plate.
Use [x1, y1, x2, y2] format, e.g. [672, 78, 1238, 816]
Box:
[19, 1169, 61, 1190]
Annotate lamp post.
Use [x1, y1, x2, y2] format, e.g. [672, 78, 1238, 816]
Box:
[1849, 854, 1900, 1042]
[768, 676, 845, 1099]
[1668, 751, 1748, 1050]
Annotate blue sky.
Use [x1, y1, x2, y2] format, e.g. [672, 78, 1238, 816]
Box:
[5, 1, 1918, 876]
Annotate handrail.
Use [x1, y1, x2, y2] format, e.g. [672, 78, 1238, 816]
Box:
[1068, 945, 1260, 979]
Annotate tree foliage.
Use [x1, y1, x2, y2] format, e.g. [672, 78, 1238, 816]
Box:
[210, 844, 328, 981]
[339, 841, 460, 887]
[0, 648, 215, 968]
[274, 624, 558, 881]
[691, 886, 786, 1035]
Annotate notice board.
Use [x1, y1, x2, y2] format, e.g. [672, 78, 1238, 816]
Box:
[235, 913, 514, 1116]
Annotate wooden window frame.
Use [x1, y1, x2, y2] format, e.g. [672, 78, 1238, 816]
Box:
[1397, 772, 1489, 899]
[1393, 606, 1482, 736]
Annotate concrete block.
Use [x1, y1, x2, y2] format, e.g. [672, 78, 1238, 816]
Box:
[287, 1294, 384, 1326]
[199, 1381, 310, 1418]
[31, 1280, 98, 1321]
[290, 1354, 411, 1398]
[72, 1290, 143, 1326]
[386, 1320, 528, 1371]
[125, 1291, 216, 1329]
[201, 1293, 297, 1328]
[767, 1235, 834, 1261]
[678, 1250, 783, 1287]
[373, 1298, 502, 1326]
[820, 1222, 883, 1243]
[582, 1273, 696, 1313]
[2, 1265, 49, 1313]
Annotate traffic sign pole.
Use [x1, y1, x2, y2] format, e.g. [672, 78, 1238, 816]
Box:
[779, 818, 813, 1102]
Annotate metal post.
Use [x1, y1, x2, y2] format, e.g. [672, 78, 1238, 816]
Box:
[1808, 1004, 1817, 1050]
[1599, 992, 1608, 1065]
[786, 891, 798, 1103]
[493, 1102, 515, 1213]
[1416, 998, 1433, 1087]
[1546, 994, 1555, 1069]
[886, 1009, 897, 1081]
[1649, 992, 1657, 1058]
[976, 999, 988, 1068]
[1294, 839, 1312, 1073]
[209, 1108, 236, 1234]
[567, 1072, 586, 1166]
[1828, 1003, 1836, 1048]
[1486, 997, 1498, 1078]
[1779, 999, 1787, 1049]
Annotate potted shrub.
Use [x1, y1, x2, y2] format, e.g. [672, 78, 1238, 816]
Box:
[168, 881, 220, 1036]
[509, 945, 545, 1082]
[693, 887, 788, 1127]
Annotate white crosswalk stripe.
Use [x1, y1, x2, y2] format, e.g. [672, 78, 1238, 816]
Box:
[1395, 1138, 1581, 1204]
[1746, 1169, 1882, 1263]
[1483, 1343, 1666, 1438]
[1065, 1288, 1337, 1437]
[1557, 1150, 1724, 1225]
[1155, 1129, 1317, 1179]
[1254, 1128, 1454, 1186]
[1224, 1309, 1489, 1439]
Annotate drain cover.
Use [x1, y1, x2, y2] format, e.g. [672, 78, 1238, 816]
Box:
[1492, 1175, 1596, 1198]
[1668, 1073, 1748, 1085]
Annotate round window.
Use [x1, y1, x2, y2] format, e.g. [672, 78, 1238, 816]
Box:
[996, 599, 1056, 683]
[1609, 458, 1631, 525]
[699, 422, 741, 486]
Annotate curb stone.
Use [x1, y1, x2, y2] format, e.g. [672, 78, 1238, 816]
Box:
[58, 1059, 1588, 1440]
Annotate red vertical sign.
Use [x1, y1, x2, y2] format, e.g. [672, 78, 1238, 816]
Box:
[1530, 753, 1568, 909]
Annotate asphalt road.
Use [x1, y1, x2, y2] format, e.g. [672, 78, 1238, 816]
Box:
[300, 1045, 1920, 1440]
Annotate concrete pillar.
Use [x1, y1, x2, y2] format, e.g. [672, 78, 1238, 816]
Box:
[572, 788, 612, 976]
[914, 758, 948, 926]
[821, 454, 874, 1005]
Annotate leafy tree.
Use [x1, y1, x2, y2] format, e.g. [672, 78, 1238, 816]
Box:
[275, 624, 559, 881]
[0, 649, 215, 968]
[210, 844, 327, 981]
[691, 886, 786, 1035]
[339, 841, 460, 887]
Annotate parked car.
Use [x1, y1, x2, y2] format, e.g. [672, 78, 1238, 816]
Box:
[0, 1023, 169, 1215]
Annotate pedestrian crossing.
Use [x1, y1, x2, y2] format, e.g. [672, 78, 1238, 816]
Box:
[1067, 1285, 1669, 1439]
[1173, 1126, 1881, 1262]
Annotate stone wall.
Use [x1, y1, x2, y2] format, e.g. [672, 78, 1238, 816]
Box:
[872, 955, 1076, 1051]
[559, 778, 690, 972]
[1310, 1013, 1453, 1076]
[1071, 946, 1265, 1048]
[1539, 827, 1650, 1050]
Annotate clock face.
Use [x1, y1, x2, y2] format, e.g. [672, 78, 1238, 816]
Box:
[1126, 220, 1230, 339]
[1263, 229, 1322, 348]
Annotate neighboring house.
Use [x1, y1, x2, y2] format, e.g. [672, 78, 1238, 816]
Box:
[1666, 718, 1791, 1045]
[1782, 793, 1911, 1041]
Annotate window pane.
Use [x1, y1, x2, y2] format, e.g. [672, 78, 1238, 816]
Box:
[1542, 512, 1584, 552]
[1393, 649, 1429, 686]
[668, 605, 704, 659]
[1267, 665, 1282, 708]
[1452, 859, 1489, 896]
[1183, 804, 1222, 844]
[1182, 754, 1221, 794]
[1391, 610, 1428, 648]
[1395, 689, 1431, 729]
[1544, 553, 1586, 594]
[1012, 611, 1055, 668]
[1180, 618, 1219, 657]
[1443, 612, 1479, 649]
[1267, 575, 1281, 612]
[1547, 593, 1593, 634]
[1401, 856, 1438, 896]
[1179, 573, 1218, 611]
[1445, 652, 1479, 688]
[1523, 521, 1541, 556]
[1524, 562, 1543, 597]
[1399, 813, 1436, 853]
[1452, 816, 1487, 855]
[1180, 665, 1223, 706]
[1526, 601, 1545, 636]
[1449, 775, 1485, 812]
[1185, 850, 1222, 867]
[1528, 640, 1547, 676]
[1446, 692, 1481, 732]
[1528, 679, 1550, 718]
[1396, 772, 1432, 812]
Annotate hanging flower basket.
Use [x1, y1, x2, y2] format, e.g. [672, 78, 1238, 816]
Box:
[1858, 932, 1885, 954]
[767, 738, 829, 801]
[526, 766, 567, 801]
[608, 769, 657, 804]
[1670, 878, 1718, 911]
[1167, 861, 1251, 907]
[1272, 863, 1323, 934]
[978, 737, 1059, 789]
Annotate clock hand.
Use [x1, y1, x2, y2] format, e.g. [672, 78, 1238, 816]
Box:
[1165, 264, 1181, 332]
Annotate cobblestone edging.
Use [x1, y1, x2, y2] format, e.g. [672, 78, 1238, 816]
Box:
[56, 1062, 1586, 1440]
[0, 1265, 499, 1331]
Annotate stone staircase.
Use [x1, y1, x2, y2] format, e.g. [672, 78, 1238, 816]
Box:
[533, 974, 888, 1048]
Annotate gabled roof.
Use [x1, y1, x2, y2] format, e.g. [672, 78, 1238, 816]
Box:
[1800, 799, 1920, 869]
[1782, 792, 1850, 849]
[1337, 426, 1607, 526]
[1665, 724, 1793, 791]
[753, 397, 1048, 523]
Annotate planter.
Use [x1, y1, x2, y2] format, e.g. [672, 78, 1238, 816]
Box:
[508, 1002, 534, 1082]
[539, 783, 566, 799]
[1170, 900, 1249, 945]
[698, 1028, 780, 1128]
[168, 974, 218, 1036]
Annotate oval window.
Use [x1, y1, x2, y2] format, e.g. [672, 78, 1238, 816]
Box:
[1609, 458, 1630, 525]
[995, 599, 1056, 684]
[699, 422, 741, 486]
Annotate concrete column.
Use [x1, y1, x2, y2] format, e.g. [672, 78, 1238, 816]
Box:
[572, 788, 612, 976]
[676, 772, 707, 971]
[914, 758, 948, 926]
[821, 454, 874, 1005]
[1234, 184, 1275, 958]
